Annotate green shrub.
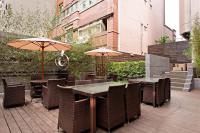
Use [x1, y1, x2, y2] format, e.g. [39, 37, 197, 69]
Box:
[191, 15, 200, 77]
[108, 61, 145, 80]
[155, 35, 172, 45]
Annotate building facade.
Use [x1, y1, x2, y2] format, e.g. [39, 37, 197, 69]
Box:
[180, 0, 200, 39]
[53, 0, 175, 55]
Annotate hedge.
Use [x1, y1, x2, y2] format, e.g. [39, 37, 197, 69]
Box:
[108, 61, 145, 80]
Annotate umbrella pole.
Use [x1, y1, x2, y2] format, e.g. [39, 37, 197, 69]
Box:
[102, 53, 104, 76]
[41, 46, 45, 80]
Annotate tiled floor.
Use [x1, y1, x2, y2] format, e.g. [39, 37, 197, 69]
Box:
[1, 89, 200, 133]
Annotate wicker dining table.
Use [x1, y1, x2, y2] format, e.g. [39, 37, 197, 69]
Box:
[30, 80, 47, 99]
[72, 82, 125, 133]
[128, 78, 160, 107]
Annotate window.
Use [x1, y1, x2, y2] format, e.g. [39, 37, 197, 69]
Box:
[89, 0, 93, 5]
[82, 1, 86, 9]
[79, 0, 99, 12]
[74, 3, 78, 11]
[71, 6, 74, 12]
[63, 2, 78, 17]
[59, 3, 63, 14]
[78, 20, 106, 42]
[65, 28, 73, 43]
[65, 9, 68, 16]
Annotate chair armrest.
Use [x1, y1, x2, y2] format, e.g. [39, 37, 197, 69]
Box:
[75, 98, 90, 110]
[7, 85, 25, 90]
[8, 83, 22, 87]
[97, 96, 107, 100]
[75, 98, 89, 104]
[42, 85, 47, 89]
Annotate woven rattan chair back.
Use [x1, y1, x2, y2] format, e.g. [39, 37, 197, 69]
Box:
[164, 78, 171, 101]
[108, 85, 126, 127]
[125, 83, 141, 121]
[156, 79, 165, 105]
[42, 78, 66, 109]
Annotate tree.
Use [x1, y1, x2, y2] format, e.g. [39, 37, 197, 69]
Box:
[155, 35, 172, 45]
[0, 4, 56, 37]
[0, 4, 60, 74]
[66, 42, 94, 79]
[191, 15, 200, 77]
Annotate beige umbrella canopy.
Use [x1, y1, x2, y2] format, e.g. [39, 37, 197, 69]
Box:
[85, 47, 122, 56]
[85, 47, 122, 76]
[8, 37, 71, 79]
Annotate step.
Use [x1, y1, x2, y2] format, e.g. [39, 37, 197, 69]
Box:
[171, 86, 183, 90]
[170, 78, 186, 83]
[167, 74, 187, 78]
[170, 71, 188, 74]
[166, 71, 188, 77]
[171, 82, 185, 88]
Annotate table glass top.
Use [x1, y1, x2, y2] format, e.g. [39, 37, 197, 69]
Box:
[72, 82, 125, 94]
[129, 78, 160, 83]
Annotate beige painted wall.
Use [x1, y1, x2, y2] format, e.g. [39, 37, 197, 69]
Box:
[180, 0, 200, 35]
[118, 0, 174, 55]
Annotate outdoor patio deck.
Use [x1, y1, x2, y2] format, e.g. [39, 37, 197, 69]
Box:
[0, 89, 200, 133]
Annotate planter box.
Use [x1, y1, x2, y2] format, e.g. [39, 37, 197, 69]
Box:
[193, 78, 200, 89]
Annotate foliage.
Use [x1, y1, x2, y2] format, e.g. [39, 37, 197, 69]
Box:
[0, 40, 59, 73]
[0, 4, 59, 74]
[155, 35, 172, 45]
[66, 42, 94, 79]
[108, 61, 145, 80]
[183, 44, 192, 58]
[0, 4, 56, 37]
[191, 15, 200, 77]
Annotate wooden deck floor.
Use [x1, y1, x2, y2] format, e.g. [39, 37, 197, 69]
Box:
[1, 89, 200, 133]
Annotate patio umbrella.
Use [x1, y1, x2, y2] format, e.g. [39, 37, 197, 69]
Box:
[85, 47, 122, 76]
[8, 37, 71, 79]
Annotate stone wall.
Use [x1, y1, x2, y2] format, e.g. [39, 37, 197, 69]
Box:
[148, 41, 191, 63]
[145, 54, 170, 78]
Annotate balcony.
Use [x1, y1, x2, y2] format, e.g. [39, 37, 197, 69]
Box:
[92, 31, 107, 47]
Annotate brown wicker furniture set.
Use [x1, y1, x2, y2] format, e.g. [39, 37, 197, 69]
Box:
[129, 78, 171, 107]
[1, 77, 170, 133]
[57, 82, 142, 133]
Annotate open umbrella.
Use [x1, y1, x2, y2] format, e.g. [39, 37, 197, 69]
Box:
[85, 47, 122, 76]
[8, 37, 71, 79]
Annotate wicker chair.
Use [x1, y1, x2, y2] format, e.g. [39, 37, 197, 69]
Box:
[128, 80, 143, 102]
[125, 83, 141, 122]
[2, 79, 25, 108]
[164, 78, 171, 101]
[97, 85, 126, 131]
[156, 79, 165, 106]
[42, 79, 66, 109]
[75, 80, 92, 85]
[66, 76, 75, 86]
[142, 79, 165, 106]
[57, 85, 90, 133]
